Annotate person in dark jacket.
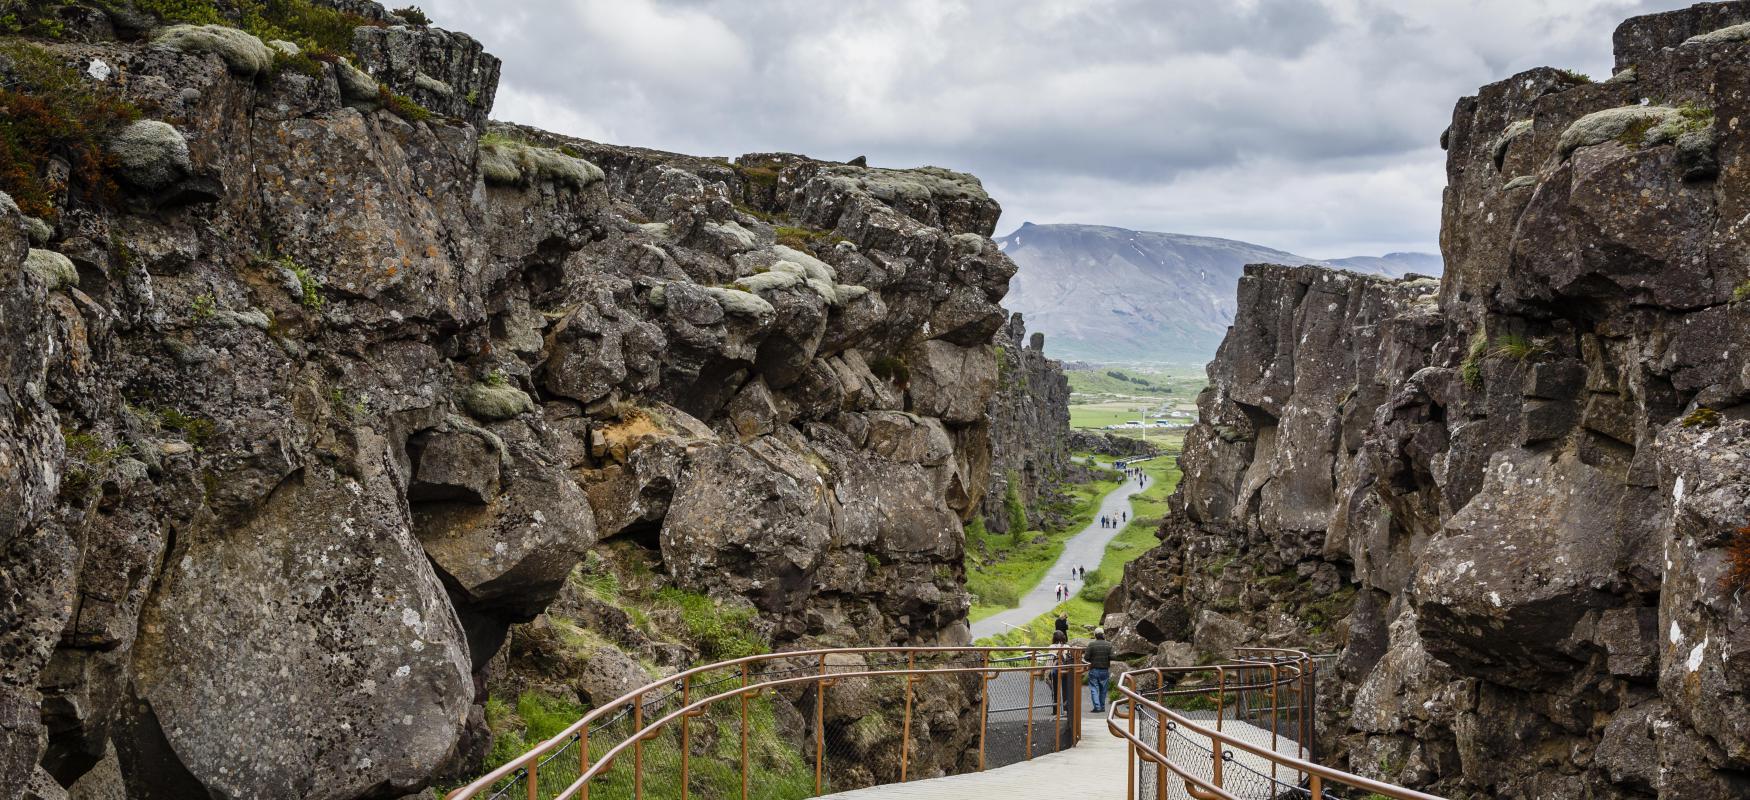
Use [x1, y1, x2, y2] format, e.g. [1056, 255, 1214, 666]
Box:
[1083, 628, 1114, 712]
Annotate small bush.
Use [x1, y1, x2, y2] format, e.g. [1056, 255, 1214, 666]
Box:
[1004, 471, 1027, 544]
[391, 5, 431, 25]
[1558, 69, 1592, 84]
[868, 355, 909, 388]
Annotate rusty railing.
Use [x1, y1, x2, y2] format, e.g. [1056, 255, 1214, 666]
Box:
[1108, 647, 1445, 800]
[448, 645, 1087, 800]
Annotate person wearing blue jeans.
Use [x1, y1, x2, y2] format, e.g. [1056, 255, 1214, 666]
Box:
[1084, 628, 1114, 713]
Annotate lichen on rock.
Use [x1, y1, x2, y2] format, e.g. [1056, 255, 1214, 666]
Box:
[460, 379, 535, 420]
[109, 120, 191, 190]
[23, 248, 75, 288]
[479, 133, 603, 190]
[152, 24, 273, 77]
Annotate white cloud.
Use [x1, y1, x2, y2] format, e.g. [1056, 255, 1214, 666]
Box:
[417, 0, 1696, 256]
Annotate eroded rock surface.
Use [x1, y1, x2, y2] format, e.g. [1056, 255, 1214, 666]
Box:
[1110, 4, 1750, 797]
[0, 1, 1013, 796]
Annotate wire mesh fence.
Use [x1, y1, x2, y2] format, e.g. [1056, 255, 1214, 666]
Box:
[452, 646, 1092, 800]
[1114, 650, 1442, 800]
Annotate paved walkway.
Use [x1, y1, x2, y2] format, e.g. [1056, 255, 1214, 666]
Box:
[821, 708, 1126, 799]
[971, 472, 1152, 641]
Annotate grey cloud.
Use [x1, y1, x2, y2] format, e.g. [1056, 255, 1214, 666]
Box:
[419, 0, 1697, 256]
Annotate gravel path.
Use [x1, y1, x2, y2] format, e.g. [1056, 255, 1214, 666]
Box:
[971, 470, 1152, 641]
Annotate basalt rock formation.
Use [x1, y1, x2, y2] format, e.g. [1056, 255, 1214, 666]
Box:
[980, 313, 1074, 535]
[0, 2, 1015, 797]
[1109, 4, 1750, 798]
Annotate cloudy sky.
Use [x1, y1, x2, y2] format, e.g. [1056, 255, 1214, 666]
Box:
[418, 0, 1692, 259]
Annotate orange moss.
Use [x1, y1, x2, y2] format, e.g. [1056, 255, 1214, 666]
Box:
[1722, 525, 1750, 593]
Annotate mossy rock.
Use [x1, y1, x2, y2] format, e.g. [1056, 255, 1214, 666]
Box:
[153, 24, 273, 77]
[24, 248, 76, 289]
[460, 381, 534, 421]
[479, 135, 603, 191]
[110, 120, 191, 190]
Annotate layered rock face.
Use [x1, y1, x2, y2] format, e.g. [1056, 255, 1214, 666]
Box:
[0, 3, 1012, 797]
[980, 313, 1073, 534]
[1110, 4, 1750, 798]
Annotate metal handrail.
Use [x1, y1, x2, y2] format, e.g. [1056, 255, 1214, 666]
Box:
[1106, 650, 1447, 800]
[447, 644, 1088, 800]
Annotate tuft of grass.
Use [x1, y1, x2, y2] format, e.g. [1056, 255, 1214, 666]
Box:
[652, 588, 765, 661]
[1558, 69, 1592, 84]
[1488, 333, 1546, 361]
[1460, 329, 1488, 390]
[157, 407, 216, 445]
[377, 84, 432, 122]
[1733, 281, 1750, 303]
[1682, 407, 1721, 429]
[0, 42, 141, 220]
[772, 225, 845, 253]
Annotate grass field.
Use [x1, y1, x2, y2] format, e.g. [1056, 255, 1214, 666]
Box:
[1067, 365, 1206, 431]
[976, 436, 1184, 647]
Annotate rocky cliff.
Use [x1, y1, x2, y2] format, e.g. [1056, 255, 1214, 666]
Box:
[980, 313, 1073, 535]
[1108, 4, 1750, 798]
[0, 2, 1017, 797]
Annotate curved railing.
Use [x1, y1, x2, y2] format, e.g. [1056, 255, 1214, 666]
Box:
[449, 645, 1088, 800]
[1107, 648, 1445, 800]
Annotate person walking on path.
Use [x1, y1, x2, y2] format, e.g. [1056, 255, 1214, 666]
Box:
[1084, 628, 1114, 713]
[1050, 629, 1075, 714]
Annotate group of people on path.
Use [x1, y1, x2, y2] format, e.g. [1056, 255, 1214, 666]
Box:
[1052, 566, 1090, 601]
[1046, 615, 1114, 714]
[1099, 511, 1126, 529]
[1125, 467, 1147, 487]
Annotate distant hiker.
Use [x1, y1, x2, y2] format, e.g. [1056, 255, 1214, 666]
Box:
[1122, 511, 1127, 522]
[1084, 628, 1114, 713]
[1055, 613, 1069, 634]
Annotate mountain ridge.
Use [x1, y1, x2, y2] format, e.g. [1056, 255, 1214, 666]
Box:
[996, 221, 1440, 362]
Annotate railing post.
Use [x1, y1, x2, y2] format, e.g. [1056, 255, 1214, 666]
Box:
[740, 663, 750, 800]
[526, 751, 538, 800]
[632, 693, 644, 800]
[900, 651, 915, 782]
[1211, 732, 1224, 792]
[680, 675, 692, 800]
[815, 654, 826, 796]
[978, 652, 990, 772]
[1309, 773, 1324, 800]
[1215, 668, 1225, 733]
[1026, 650, 1036, 760]
[1269, 662, 1280, 784]
[1125, 685, 1135, 800]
